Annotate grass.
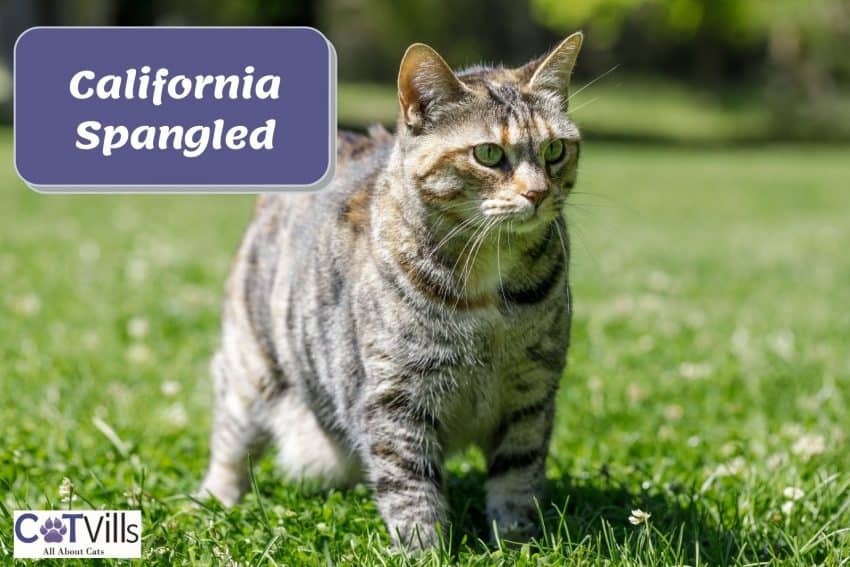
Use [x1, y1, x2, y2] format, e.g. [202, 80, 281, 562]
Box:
[1, 126, 850, 565]
[339, 76, 772, 143]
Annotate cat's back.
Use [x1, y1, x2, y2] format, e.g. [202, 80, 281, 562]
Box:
[336, 126, 394, 171]
[253, 126, 394, 224]
[239, 126, 394, 308]
[227, 127, 394, 373]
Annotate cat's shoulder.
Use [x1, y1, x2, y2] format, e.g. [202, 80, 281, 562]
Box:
[334, 126, 395, 234]
[252, 125, 393, 216]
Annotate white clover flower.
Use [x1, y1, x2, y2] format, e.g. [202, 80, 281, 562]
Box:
[58, 477, 77, 502]
[713, 456, 747, 478]
[658, 425, 675, 440]
[782, 423, 804, 437]
[628, 509, 651, 525]
[127, 316, 149, 339]
[638, 293, 664, 313]
[82, 331, 100, 350]
[627, 383, 646, 405]
[769, 329, 795, 361]
[783, 486, 804, 501]
[792, 433, 825, 460]
[679, 361, 713, 381]
[164, 403, 188, 428]
[663, 404, 684, 421]
[11, 293, 41, 318]
[126, 343, 152, 365]
[730, 327, 752, 358]
[78, 242, 100, 263]
[647, 270, 672, 292]
[766, 452, 787, 470]
[160, 380, 181, 397]
[126, 258, 148, 283]
[720, 442, 737, 457]
[123, 486, 142, 506]
[781, 501, 795, 516]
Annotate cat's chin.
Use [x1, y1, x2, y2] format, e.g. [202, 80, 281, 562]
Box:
[501, 212, 556, 235]
[473, 212, 553, 236]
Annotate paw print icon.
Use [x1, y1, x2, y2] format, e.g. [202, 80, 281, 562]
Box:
[40, 517, 67, 543]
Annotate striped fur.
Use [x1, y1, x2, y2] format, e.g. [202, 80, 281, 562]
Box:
[199, 32, 584, 549]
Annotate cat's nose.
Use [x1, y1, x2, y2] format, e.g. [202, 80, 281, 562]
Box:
[521, 189, 547, 207]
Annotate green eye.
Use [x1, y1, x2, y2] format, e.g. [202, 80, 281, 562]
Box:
[543, 139, 566, 163]
[473, 143, 504, 167]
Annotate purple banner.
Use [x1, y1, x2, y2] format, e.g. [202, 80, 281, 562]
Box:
[14, 27, 336, 192]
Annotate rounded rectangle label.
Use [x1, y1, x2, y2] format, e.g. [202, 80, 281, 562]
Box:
[14, 27, 336, 192]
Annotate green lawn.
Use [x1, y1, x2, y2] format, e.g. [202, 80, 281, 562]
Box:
[1, 127, 849, 565]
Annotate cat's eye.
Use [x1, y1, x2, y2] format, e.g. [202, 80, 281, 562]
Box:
[473, 143, 504, 167]
[543, 139, 566, 163]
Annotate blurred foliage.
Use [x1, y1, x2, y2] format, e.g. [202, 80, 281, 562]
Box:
[322, 0, 558, 82]
[532, 0, 777, 44]
[324, 0, 850, 140]
[339, 76, 772, 144]
[1, 0, 849, 140]
[530, 0, 850, 140]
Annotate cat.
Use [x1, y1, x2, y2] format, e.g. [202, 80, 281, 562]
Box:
[198, 32, 583, 549]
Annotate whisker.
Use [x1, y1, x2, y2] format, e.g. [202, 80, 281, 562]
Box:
[553, 220, 573, 316]
[567, 64, 620, 103]
[447, 218, 489, 297]
[454, 217, 496, 313]
[459, 222, 488, 294]
[466, 219, 496, 284]
[567, 97, 599, 115]
[554, 219, 569, 262]
[562, 212, 602, 279]
[569, 191, 638, 217]
[496, 225, 507, 307]
[429, 215, 480, 258]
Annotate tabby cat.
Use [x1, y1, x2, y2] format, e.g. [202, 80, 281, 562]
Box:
[199, 32, 583, 549]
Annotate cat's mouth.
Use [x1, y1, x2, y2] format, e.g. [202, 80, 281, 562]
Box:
[480, 199, 551, 232]
[481, 199, 534, 220]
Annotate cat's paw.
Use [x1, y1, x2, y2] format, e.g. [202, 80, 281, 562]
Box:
[197, 465, 248, 507]
[195, 482, 241, 507]
[388, 522, 444, 552]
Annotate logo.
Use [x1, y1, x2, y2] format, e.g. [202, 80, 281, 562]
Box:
[13, 510, 141, 559]
[39, 517, 67, 543]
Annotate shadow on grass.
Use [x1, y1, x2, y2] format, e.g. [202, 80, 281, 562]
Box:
[444, 466, 769, 564]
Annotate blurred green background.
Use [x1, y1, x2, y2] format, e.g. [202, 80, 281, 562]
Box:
[1, 0, 849, 142]
[2, 2, 850, 564]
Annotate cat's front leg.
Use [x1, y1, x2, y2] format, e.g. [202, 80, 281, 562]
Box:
[359, 387, 446, 550]
[485, 385, 557, 543]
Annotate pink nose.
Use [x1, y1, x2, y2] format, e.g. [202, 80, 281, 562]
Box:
[521, 190, 547, 206]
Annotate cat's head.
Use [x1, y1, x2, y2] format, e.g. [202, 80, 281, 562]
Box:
[396, 33, 583, 235]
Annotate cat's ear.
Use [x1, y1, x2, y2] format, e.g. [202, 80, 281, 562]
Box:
[398, 43, 468, 129]
[523, 32, 583, 108]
